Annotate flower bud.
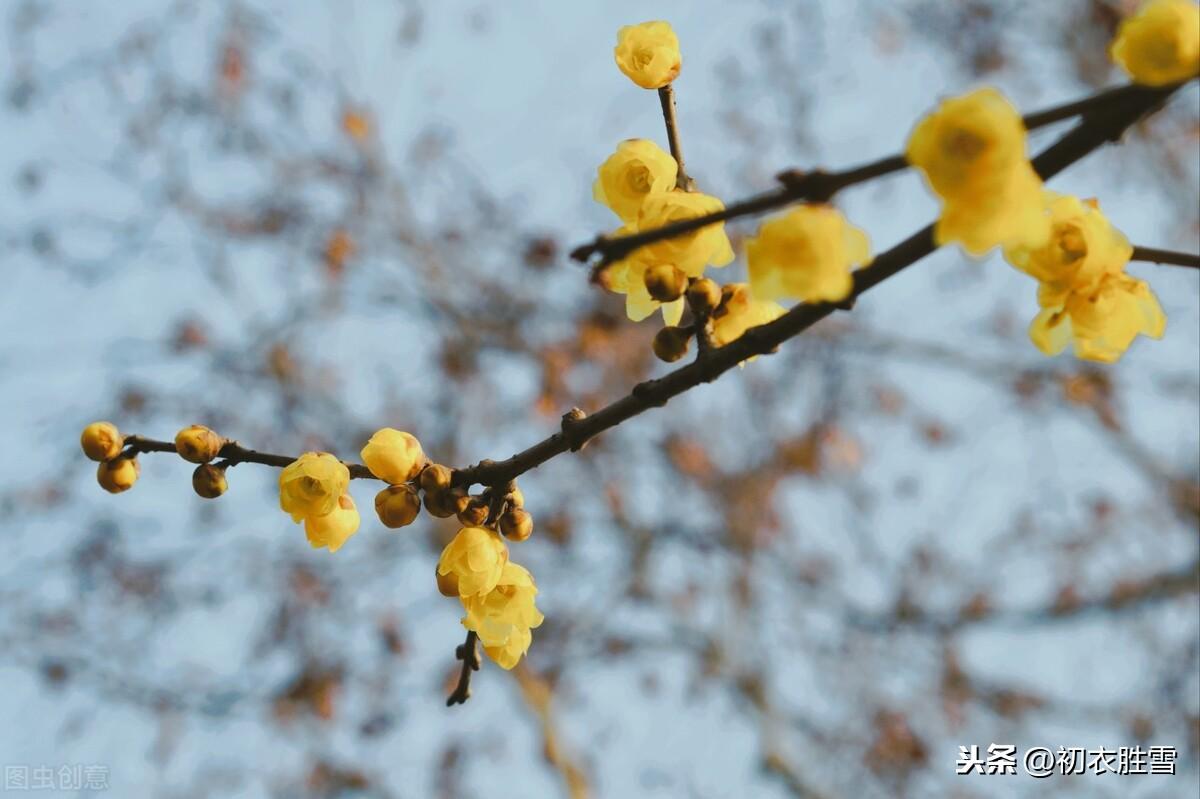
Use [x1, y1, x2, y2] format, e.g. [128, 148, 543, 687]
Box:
[175, 425, 224, 464]
[360, 428, 425, 484]
[423, 487, 458, 518]
[457, 498, 489, 527]
[436, 565, 460, 598]
[643, 263, 687, 303]
[506, 487, 525, 510]
[80, 422, 122, 462]
[652, 325, 692, 363]
[97, 456, 139, 494]
[192, 463, 228, 499]
[375, 484, 421, 528]
[686, 277, 722, 315]
[499, 508, 533, 542]
[419, 463, 452, 493]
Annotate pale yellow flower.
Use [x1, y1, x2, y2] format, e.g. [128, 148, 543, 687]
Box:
[279, 452, 350, 523]
[600, 226, 686, 325]
[1111, 0, 1200, 86]
[593, 139, 678, 223]
[747, 205, 872, 303]
[1029, 272, 1166, 363]
[437, 526, 509, 598]
[461, 562, 545, 648]
[711, 283, 786, 350]
[484, 625, 532, 670]
[1003, 193, 1131, 296]
[636, 191, 735, 277]
[614, 21, 681, 89]
[304, 493, 360, 553]
[360, 428, 425, 485]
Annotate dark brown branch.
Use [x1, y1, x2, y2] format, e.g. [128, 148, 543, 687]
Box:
[1130, 245, 1200, 269]
[570, 80, 1187, 269]
[453, 81, 1181, 491]
[446, 631, 480, 707]
[120, 435, 377, 479]
[658, 84, 693, 191]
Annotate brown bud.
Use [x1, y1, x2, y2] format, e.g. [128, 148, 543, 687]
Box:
[652, 325, 692, 363]
[191, 463, 228, 499]
[686, 277, 722, 315]
[713, 284, 740, 319]
[419, 463, 452, 493]
[499, 508, 533, 542]
[97, 456, 139, 494]
[505, 486, 525, 510]
[375, 484, 422, 528]
[643, 263, 687, 303]
[174, 424, 224, 464]
[423, 488, 457, 518]
[435, 567, 460, 598]
[457, 498, 489, 527]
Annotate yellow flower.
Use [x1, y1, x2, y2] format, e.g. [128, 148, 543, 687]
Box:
[1029, 273, 1166, 363]
[593, 139, 678, 224]
[304, 493, 360, 552]
[80, 421, 122, 462]
[360, 428, 425, 485]
[484, 625, 532, 670]
[461, 562, 544, 649]
[1003, 193, 1131, 295]
[437, 526, 509, 598]
[711, 283, 786, 350]
[97, 456, 139, 494]
[600, 226, 686, 325]
[1111, 0, 1200, 86]
[614, 21, 681, 89]
[637, 191, 735, 277]
[279, 452, 350, 523]
[174, 424, 223, 464]
[746, 205, 872, 303]
[906, 88, 1049, 255]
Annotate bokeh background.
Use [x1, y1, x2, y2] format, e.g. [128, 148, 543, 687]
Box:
[1, 1, 1198, 797]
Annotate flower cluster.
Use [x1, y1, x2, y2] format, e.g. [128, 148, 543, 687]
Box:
[1111, 0, 1200, 86]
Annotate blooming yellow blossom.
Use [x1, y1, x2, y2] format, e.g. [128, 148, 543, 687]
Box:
[97, 456, 139, 493]
[637, 191, 735, 277]
[304, 493, 360, 553]
[906, 88, 1049, 255]
[437, 526, 509, 598]
[1110, 0, 1200, 86]
[360, 428, 425, 485]
[1029, 273, 1166, 363]
[461, 562, 544, 650]
[614, 21, 681, 89]
[593, 139, 678, 223]
[711, 283, 786, 349]
[484, 625, 532, 670]
[80, 421, 122, 462]
[279, 452, 350, 523]
[746, 205, 873, 303]
[1003, 193, 1132, 295]
[600, 226, 686, 325]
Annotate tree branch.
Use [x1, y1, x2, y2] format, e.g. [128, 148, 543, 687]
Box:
[446, 630, 480, 707]
[1130, 245, 1200, 269]
[658, 84, 694, 191]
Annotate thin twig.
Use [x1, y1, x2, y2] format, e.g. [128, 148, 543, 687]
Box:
[120, 435, 377, 479]
[1130, 245, 1200, 269]
[446, 631, 480, 707]
[658, 84, 693, 191]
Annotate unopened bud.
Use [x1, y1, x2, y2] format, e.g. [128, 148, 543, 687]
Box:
[643, 263, 687, 303]
[457, 498, 489, 527]
[423, 487, 458, 518]
[192, 463, 228, 499]
[652, 325, 692, 363]
[499, 508, 533, 542]
[175, 425, 224, 464]
[80, 421, 122, 462]
[97, 456, 139, 494]
[686, 277, 722, 315]
[436, 566, 460, 598]
[419, 463, 452, 493]
[506, 486, 525, 510]
[375, 484, 422, 528]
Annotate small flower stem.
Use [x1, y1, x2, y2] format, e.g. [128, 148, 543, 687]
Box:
[1130, 246, 1200, 269]
[446, 630, 480, 707]
[118, 435, 377, 479]
[658, 84, 694, 191]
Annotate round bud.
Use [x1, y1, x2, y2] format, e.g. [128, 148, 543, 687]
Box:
[686, 277, 722, 315]
[457, 498, 489, 527]
[423, 488, 458, 518]
[375, 484, 421, 528]
[643, 263, 687, 303]
[436, 566, 460, 598]
[80, 421, 122, 462]
[191, 464, 228, 499]
[652, 325, 692, 363]
[97, 456, 139, 494]
[174, 425, 224, 464]
[419, 463, 452, 494]
[499, 508, 533, 542]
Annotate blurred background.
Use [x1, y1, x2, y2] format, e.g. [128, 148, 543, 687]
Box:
[1, 1, 1198, 797]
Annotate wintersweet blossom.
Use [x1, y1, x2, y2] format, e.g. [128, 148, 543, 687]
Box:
[1110, 0, 1200, 86]
[614, 21, 681, 89]
[747, 205, 873, 303]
